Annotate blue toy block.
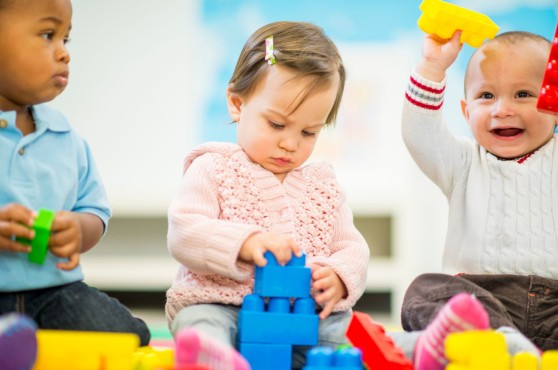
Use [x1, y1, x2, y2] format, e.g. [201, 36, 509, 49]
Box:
[238, 294, 319, 345]
[303, 347, 363, 370]
[254, 251, 311, 298]
[238, 342, 292, 370]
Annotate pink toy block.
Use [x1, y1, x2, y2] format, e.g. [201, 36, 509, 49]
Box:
[346, 312, 413, 370]
[538, 23, 558, 114]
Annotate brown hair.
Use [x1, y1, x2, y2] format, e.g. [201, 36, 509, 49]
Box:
[228, 21, 345, 125]
[464, 31, 551, 95]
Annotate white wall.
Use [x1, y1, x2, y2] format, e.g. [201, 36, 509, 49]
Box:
[50, 1, 207, 215]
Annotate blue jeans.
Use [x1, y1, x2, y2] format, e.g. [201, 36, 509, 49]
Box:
[0, 281, 150, 346]
[171, 303, 352, 369]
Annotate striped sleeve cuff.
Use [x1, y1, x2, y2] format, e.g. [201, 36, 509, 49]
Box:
[405, 70, 446, 111]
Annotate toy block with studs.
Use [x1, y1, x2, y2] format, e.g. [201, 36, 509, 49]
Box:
[538, 23, 558, 114]
[346, 311, 412, 370]
[303, 346, 363, 370]
[254, 251, 311, 298]
[418, 0, 499, 48]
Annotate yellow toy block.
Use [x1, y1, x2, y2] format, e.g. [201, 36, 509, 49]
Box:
[133, 346, 175, 370]
[542, 350, 558, 370]
[445, 330, 510, 370]
[418, 0, 499, 48]
[513, 352, 538, 370]
[33, 329, 140, 370]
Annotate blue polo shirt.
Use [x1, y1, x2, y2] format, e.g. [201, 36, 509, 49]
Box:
[0, 104, 111, 291]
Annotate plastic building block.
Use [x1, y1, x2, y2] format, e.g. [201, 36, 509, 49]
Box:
[33, 329, 140, 370]
[345, 311, 412, 370]
[237, 294, 318, 345]
[238, 251, 319, 370]
[445, 330, 510, 370]
[538, 23, 558, 114]
[16, 208, 54, 264]
[238, 342, 291, 370]
[513, 352, 538, 370]
[133, 346, 175, 370]
[542, 350, 558, 369]
[303, 346, 363, 370]
[418, 0, 499, 48]
[254, 251, 311, 298]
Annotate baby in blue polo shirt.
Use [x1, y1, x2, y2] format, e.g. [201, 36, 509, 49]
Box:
[0, 0, 150, 366]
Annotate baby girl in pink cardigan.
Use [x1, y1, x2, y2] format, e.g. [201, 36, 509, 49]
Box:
[165, 21, 369, 370]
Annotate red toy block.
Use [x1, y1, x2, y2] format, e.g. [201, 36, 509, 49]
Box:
[538, 23, 558, 114]
[346, 312, 413, 370]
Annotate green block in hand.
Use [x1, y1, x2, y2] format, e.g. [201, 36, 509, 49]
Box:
[17, 208, 55, 264]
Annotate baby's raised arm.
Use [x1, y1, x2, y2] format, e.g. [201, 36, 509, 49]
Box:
[416, 31, 463, 82]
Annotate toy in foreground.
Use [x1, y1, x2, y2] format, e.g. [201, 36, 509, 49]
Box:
[418, 0, 499, 47]
[238, 251, 318, 370]
[537, 23, 558, 114]
[346, 311, 412, 370]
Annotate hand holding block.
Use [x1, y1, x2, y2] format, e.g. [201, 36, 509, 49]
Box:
[16, 208, 55, 264]
[418, 0, 499, 48]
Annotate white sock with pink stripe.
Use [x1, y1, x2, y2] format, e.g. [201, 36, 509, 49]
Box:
[175, 328, 250, 370]
[414, 293, 490, 370]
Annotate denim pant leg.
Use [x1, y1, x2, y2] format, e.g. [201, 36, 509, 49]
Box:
[401, 273, 516, 331]
[170, 303, 240, 348]
[291, 310, 352, 369]
[25, 282, 151, 346]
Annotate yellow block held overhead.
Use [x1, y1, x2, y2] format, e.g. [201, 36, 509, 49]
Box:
[418, 0, 499, 48]
[33, 330, 140, 370]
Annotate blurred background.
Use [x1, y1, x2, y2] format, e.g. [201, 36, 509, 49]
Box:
[51, 0, 558, 333]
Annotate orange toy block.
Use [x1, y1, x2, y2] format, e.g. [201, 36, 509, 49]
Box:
[346, 311, 412, 370]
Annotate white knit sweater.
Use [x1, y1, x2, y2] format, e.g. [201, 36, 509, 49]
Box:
[403, 72, 558, 277]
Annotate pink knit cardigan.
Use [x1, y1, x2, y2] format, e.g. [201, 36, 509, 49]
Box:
[165, 142, 370, 322]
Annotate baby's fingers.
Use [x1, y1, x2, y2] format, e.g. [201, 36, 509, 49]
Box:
[0, 238, 31, 253]
[56, 253, 80, 271]
[252, 247, 268, 267]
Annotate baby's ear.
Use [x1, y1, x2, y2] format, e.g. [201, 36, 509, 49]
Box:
[460, 99, 469, 120]
[226, 87, 242, 122]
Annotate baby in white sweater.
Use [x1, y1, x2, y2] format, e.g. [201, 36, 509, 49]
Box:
[400, 30, 557, 369]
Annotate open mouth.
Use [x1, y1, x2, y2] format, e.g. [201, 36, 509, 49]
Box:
[491, 128, 524, 137]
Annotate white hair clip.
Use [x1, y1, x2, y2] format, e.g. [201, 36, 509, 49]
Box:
[265, 36, 276, 65]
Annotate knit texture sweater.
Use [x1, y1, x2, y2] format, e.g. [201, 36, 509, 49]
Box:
[403, 72, 558, 278]
[166, 142, 370, 322]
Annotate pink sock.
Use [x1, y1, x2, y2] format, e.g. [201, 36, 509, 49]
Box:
[414, 293, 489, 370]
[175, 328, 251, 370]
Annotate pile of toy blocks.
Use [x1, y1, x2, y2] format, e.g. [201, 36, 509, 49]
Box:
[237, 251, 319, 370]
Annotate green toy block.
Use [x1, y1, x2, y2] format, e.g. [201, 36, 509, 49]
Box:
[17, 208, 55, 264]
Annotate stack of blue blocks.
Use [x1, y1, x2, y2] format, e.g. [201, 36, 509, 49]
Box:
[238, 251, 319, 370]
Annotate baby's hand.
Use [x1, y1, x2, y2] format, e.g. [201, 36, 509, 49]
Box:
[0, 203, 35, 253]
[239, 232, 302, 267]
[48, 211, 81, 270]
[309, 264, 347, 320]
[417, 30, 463, 82]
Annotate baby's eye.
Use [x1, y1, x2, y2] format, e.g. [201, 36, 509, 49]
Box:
[479, 92, 494, 99]
[516, 91, 532, 98]
[302, 130, 317, 137]
[64, 36, 71, 45]
[40, 31, 54, 40]
[268, 121, 284, 129]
